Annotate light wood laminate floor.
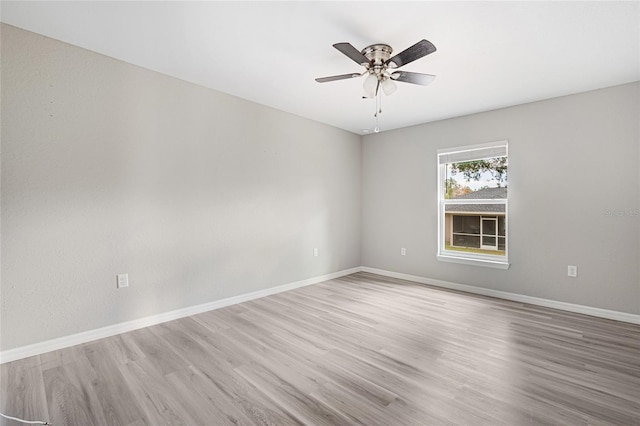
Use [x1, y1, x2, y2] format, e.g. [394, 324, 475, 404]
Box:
[2, 272, 639, 425]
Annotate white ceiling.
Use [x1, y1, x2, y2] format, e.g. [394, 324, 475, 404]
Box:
[2, 1, 639, 135]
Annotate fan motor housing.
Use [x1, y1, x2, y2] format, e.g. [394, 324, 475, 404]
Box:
[361, 44, 393, 67]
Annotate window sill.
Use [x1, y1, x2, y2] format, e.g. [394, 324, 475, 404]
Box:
[437, 253, 510, 269]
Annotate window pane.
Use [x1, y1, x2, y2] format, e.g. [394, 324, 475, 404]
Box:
[444, 156, 508, 199]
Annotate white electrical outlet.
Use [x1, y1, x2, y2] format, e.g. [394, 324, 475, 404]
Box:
[313, 248, 319, 257]
[117, 273, 129, 288]
[401, 248, 406, 256]
[567, 266, 577, 277]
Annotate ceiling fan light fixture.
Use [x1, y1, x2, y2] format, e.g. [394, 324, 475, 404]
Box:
[381, 78, 397, 96]
[363, 73, 378, 98]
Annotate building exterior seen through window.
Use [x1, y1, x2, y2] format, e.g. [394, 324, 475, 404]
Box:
[438, 142, 508, 268]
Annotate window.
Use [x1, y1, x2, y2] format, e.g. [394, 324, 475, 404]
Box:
[437, 141, 509, 269]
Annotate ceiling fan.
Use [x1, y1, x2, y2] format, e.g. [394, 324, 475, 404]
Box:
[315, 39, 437, 98]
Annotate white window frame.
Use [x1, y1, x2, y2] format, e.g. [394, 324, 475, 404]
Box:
[437, 141, 509, 269]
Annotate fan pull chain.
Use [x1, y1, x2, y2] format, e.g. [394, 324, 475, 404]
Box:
[374, 88, 381, 132]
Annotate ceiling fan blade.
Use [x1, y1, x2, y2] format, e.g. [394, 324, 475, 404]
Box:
[386, 39, 436, 69]
[390, 71, 436, 86]
[315, 73, 362, 83]
[333, 43, 370, 66]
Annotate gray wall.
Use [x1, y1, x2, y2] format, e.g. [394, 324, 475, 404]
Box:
[362, 82, 640, 315]
[1, 24, 362, 351]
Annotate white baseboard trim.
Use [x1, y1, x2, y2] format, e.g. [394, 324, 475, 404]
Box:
[361, 267, 640, 325]
[4, 265, 638, 364]
[0, 267, 362, 364]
